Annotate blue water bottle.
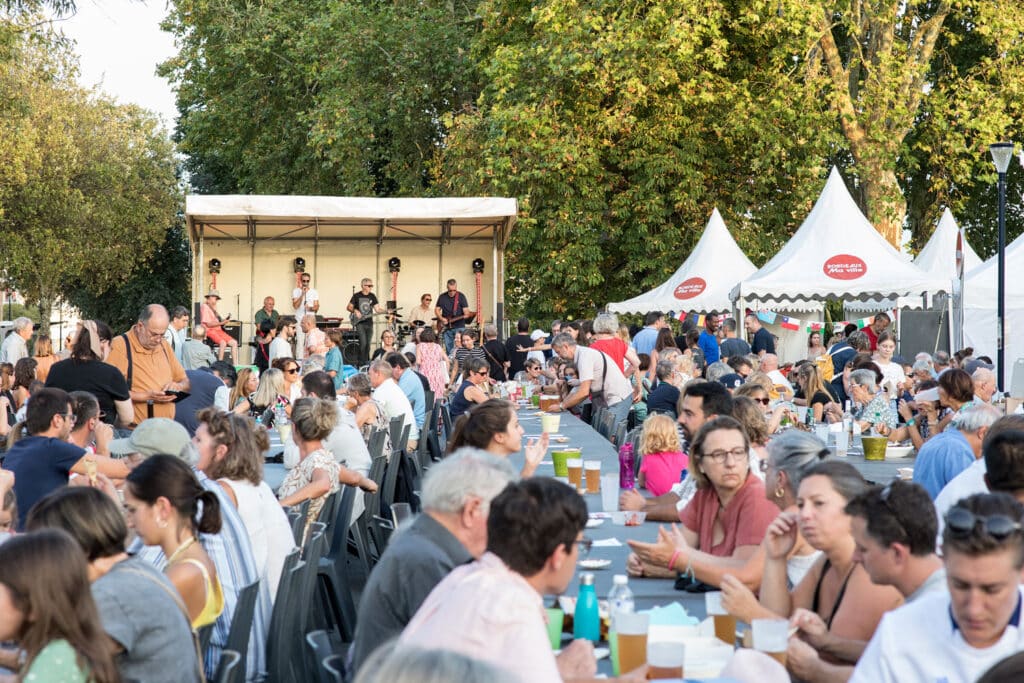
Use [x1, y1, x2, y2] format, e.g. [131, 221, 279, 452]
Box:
[574, 573, 601, 642]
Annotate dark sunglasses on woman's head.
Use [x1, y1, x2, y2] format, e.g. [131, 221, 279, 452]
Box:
[945, 507, 1023, 541]
[753, 397, 770, 405]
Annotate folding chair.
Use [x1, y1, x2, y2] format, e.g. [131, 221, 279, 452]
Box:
[213, 650, 242, 683]
[306, 630, 344, 683]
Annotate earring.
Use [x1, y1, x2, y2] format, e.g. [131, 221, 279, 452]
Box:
[775, 487, 786, 500]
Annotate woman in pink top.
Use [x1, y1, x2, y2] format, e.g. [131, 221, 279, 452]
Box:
[637, 414, 688, 496]
[415, 328, 448, 397]
[627, 416, 779, 588]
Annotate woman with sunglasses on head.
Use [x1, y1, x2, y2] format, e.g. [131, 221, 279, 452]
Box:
[758, 461, 902, 681]
[371, 329, 398, 362]
[446, 399, 549, 477]
[626, 416, 780, 588]
[0, 529, 120, 683]
[124, 455, 225, 629]
[448, 358, 491, 418]
[735, 381, 791, 435]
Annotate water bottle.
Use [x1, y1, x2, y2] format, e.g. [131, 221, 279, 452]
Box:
[573, 573, 601, 642]
[618, 443, 635, 489]
[608, 574, 635, 623]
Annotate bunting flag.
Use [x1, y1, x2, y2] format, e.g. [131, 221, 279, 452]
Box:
[695, 314, 706, 328]
[756, 310, 777, 324]
[675, 311, 734, 324]
[779, 316, 800, 331]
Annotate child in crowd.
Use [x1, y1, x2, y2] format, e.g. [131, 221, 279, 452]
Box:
[637, 414, 688, 496]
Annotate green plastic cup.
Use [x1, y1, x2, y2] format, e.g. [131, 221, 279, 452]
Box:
[531, 393, 541, 407]
[551, 449, 578, 477]
[545, 607, 564, 650]
[862, 436, 888, 461]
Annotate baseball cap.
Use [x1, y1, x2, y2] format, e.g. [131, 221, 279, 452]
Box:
[108, 418, 191, 458]
[531, 329, 548, 341]
[717, 373, 745, 390]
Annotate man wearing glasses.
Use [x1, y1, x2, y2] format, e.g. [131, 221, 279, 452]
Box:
[105, 304, 190, 425]
[292, 274, 320, 359]
[410, 293, 434, 327]
[1, 388, 129, 530]
[851, 492, 1024, 682]
[269, 317, 296, 363]
[435, 278, 471, 354]
[348, 278, 383, 365]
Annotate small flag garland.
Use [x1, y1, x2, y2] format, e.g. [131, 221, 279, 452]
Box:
[671, 309, 893, 333]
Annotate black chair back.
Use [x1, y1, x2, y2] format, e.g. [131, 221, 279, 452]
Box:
[305, 630, 343, 683]
[224, 579, 260, 673]
[214, 649, 242, 683]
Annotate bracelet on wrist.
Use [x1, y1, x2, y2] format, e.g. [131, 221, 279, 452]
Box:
[668, 549, 681, 571]
[906, 417, 916, 427]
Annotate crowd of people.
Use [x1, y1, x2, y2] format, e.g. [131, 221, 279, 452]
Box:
[2, 299, 1024, 683]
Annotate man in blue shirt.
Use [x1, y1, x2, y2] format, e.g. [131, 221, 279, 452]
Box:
[913, 403, 1000, 498]
[697, 315, 721, 365]
[631, 311, 665, 356]
[387, 351, 425, 438]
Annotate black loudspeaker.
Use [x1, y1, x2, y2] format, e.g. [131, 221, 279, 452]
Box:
[342, 341, 362, 365]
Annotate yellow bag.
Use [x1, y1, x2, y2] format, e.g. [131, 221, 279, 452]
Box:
[815, 355, 834, 382]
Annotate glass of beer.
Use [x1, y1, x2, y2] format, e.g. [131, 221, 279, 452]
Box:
[705, 591, 736, 646]
[614, 612, 648, 675]
[584, 460, 601, 493]
[647, 641, 684, 679]
[752, 618, 789, 666]
[566, 458, 583, 489]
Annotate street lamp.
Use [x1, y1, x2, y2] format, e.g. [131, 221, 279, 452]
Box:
[990, 141, 1014, 390]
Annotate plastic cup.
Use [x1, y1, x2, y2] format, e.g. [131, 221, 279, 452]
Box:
[541, 413, 561, 433]
[531, 393, 540, 407]
[544, 607, 564, 650]
[862, 435, 888, 461]
[551, 449, 577, 477]
[814, 423, 829, 443]
[601, 474, 620, 511]
[834, 430, 849, 457]
[277, 423, 292, 444]
[705, 592, 736, 646]
[566, 458, 583, 488]
[647, 641, 684, 679]
[584, 460, 601, 493]
[613, 612, 649, 675]
[795, 406, 809, 423]
[752, 618, 789, 667]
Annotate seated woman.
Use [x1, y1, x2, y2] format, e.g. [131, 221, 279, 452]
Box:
[513, 357, 549, 387]
[0, 530, 120, 683]
[277, 397, 342, 535]
[446, 399, 548, 477]
[934, 368, 975, 432]
[230, 367, 259, 415]
[193, 408, 297, 599]
[626, 416, 780, 588]
[734, 381, 789, 435]
[757, 461, 903, 682]
[637, 414, 688, 497]
[793, 363, 836, 422]
[844, 368, 897, 434]
[250, 367, 290, 421]
[891, 379, 941, 448]
[25, 487, 203, 683]
[124, 455, 224, 629]
[448, 358, 491, 418]
[371, 329, 398, 362]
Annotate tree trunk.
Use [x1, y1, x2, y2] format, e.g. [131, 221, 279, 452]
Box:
[857, 164, 904, 248]
[37, 296, 52, 342]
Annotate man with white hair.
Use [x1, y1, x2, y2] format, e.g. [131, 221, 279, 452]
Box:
[351, 448, 518, 671]
[181, 325, 217, 370]
[973, 367, 997, 404]
[0, 316, 33, 364]
[760, 353, 793, 397]
[913, 403, 1001, 498]
[368, 359, 419, 447]
[933, 350, 952, 376]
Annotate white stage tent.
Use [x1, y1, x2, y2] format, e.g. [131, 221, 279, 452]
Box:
[963, 231, 1024, 386]
[730, 167, 952, 361]
[608, 208, 756, 315]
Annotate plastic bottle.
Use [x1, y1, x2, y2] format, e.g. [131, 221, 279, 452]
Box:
[573, 573, 601, 642]
[618, 443, 635, 490]
[608, 574, 635, 622]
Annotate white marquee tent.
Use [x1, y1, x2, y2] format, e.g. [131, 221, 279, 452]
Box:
[963, 231, 1024, 386]
[916, 208, 982, 278]
[608, 208, 756, 315]
[730, 167, 952, 307]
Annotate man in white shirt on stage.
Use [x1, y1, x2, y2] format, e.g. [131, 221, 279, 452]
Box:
[292, 273, 319, 359]
[850, 492, 1024, 683]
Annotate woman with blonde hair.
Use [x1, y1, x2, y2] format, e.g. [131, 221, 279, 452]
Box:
[250, 367, 289, 420]
[230, 367, 259, 415]
[794, 362, 836, 422]
[732, 396, 771, 460]
[637, 414, 688, 496]
[277, 397, 342, 532]
[31, 335, 60, 382]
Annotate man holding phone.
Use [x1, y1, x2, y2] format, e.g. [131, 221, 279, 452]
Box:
[105, 304, 190, 426]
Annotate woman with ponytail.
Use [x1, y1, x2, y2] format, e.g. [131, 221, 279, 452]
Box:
[445, 399, 548, 477]
[124, 454, 224, 628]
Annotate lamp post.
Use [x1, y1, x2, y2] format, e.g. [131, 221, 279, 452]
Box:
[990, 141, 1014, 391]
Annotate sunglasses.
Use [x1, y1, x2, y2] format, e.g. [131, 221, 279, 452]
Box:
[753, 397, 770, 405]
[286, 368, 300, 375]
[945, 507, 1023, 542]
[301, 280, 311, 284]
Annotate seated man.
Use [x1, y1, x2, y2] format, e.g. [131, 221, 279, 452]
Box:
[645, 360, 680, 418]
[386, 351, 426, 441]
[182, 325, 217, 370]
[351, 449, 518, 671]
[851, 493, 1024, 682]
[401, 478, 643, 682]
[914, 403, 1000, 498]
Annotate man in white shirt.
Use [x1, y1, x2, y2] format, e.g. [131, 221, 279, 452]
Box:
[368, 359, 419, 446]
[759, 353, 794, 398]
[973, 367, 998, 404]
[0, 317, 32, 364]
[269, 318, 296, 363]
[548, 333, 633, 429]
[850, 492, 1024, 683]
[163, 306, 190, 363]
[291, 273, 319, 359]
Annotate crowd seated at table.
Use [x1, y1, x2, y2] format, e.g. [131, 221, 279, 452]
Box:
[5, 302, 1024, 683]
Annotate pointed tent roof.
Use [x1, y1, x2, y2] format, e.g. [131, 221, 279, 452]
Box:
[915, 208, 982, 278]
[964, 230, 1024, 309]
[730, 167, 951, 304]
[608, 208, 756, 315]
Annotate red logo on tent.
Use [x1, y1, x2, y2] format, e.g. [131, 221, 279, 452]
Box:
[823, 255, 867, 280]
[674, 278, 707, 300]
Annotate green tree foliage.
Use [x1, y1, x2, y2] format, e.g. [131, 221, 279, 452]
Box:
[0, 22, 180, 325]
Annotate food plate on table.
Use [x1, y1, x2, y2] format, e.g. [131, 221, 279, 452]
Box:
[578, 559, 612, 570]
[885, 445, 914, 459]
[585, 518, 605, 529]
[553, 436, 570, 443]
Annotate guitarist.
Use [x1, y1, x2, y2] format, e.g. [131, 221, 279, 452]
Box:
[435, 278, 472, 354]
[347, 278, 383, 365]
